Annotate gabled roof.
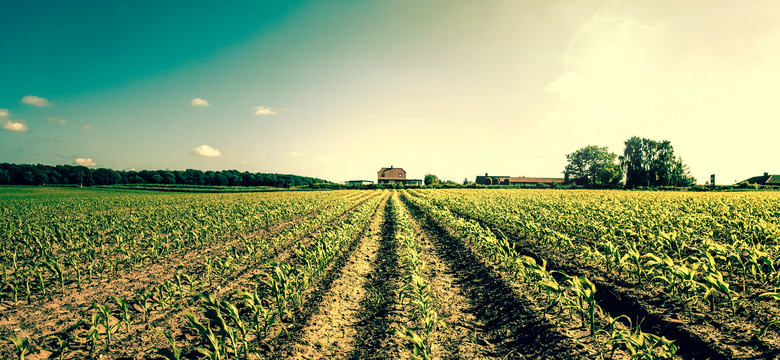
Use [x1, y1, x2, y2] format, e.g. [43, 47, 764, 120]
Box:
[378, 167, 406, 173]
[742, 174, 780, 185]
[508, 177, 565, 184]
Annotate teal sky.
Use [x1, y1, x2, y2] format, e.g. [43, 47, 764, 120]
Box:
[2, 1, 779, 184]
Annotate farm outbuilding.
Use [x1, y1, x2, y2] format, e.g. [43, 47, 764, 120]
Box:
[475, 173, 566, 186]
[742, 172, 780, 185]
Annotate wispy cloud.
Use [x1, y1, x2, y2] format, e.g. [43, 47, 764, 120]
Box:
[46, 116, 67, 125]
[190, 97, 210, 107]
[253, 106, 278, 116]
[21, 95, 52, 107]
[82, 124, 97, 131]
[0, 109, 8, 118]
[191, 144, 222, 157]
[286, 151, 305, 157]
[75, 158, 96, 166]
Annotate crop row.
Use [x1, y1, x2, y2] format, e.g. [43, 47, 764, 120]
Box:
[402, 190, 679, 359]
[389, 193, 444, 359]
[408, 189, 780, 357]
[0, 188, 382, 358]
[0, 189, 366, 305]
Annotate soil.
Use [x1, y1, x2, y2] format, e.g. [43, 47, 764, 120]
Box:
[0, 192, 376, 359]
[273, 193, 405, 359]
[399, 193, 593, 360]
[433, 193, 780, 360]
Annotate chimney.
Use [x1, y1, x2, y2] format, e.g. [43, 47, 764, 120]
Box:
[391, 165, 393, 169]
[485, 173, 488, 176]
[765, 172, 769, 177]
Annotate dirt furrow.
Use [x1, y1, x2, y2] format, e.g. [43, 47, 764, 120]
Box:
[2, 195, 378, 359]
[398, 196, 499, 360]
[276, 194, 403, 359]
[401, 193, 590, 360]
[113, 193, 384, 359]
[457, 210, 761, 360]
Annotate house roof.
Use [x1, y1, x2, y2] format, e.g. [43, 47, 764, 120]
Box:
[508, 177, 565, 184]
[742, 174, 780, 185]
[378, 167, 406, 173]
[766, 175, 780, 185]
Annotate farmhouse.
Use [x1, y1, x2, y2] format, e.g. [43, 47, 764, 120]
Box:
[741, 172, 780, 185]
[475, 173, 566, 186]
[378, 166, 422, 185]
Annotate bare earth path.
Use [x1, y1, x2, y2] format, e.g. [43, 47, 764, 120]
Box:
[277, 194, 407, 359]
[401, 192, 590, 360]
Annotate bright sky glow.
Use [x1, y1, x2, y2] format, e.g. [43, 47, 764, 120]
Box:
[1, 1, 778, 184]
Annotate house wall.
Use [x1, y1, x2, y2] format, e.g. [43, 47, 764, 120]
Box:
[378, 168, 406, 180]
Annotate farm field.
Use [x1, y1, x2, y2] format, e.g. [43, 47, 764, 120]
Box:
[1, 187, 780, 359]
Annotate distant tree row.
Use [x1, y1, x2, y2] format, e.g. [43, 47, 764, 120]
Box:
[0, 163, 329, 187]
[565, 136, 696, 187]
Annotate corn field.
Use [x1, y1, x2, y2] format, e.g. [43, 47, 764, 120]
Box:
[1, 187, 779, 359]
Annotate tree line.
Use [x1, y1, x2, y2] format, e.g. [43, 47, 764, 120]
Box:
[565, 136, 696, 187]
[0, 163, 329, 188]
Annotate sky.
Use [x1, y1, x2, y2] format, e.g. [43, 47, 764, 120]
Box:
[1, 0, 778, 185]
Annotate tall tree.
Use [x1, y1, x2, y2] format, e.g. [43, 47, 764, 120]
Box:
[564, 145, 622, 185]
[619, 136, 695, 187]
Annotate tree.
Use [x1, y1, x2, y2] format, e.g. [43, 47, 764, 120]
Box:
[0, 169, 10, 184]
[619, 136, 694, 187]
[564, 145, 622, 185]
[424, 174, 440, 186]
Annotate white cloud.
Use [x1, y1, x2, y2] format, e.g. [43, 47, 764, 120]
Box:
[253, 106, 278, 116]
[21, 95, 52, 107]
[286, 151, 305, 157]
[190, 97, 210, 107]
[0, 109, 8, 118]
[3, 121, 28, 132]
[191, 144, 222, 157]
[82, 124, 96, 130]
[46, 116, 67, 125]
[75, 158, 96, 166]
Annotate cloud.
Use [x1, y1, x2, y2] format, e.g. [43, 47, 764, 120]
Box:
[82, 124, 96, 130]
[75, 158, 96, 166]
[0, 108, 8, 118]
[286, 151, 305, 157]
[46, 116, 67, 125]
[21, 95, 52, 107]
[190, 97, 210, 107]
[253, 106, 278, 116]
[191, 144, 222, 157]
[3, 120, 28, 132]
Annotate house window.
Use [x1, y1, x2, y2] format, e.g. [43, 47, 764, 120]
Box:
[398, 173, 402, 177]
[381, 173, 385, 177]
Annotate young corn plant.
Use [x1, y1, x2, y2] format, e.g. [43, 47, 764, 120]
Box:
[153, 330, 183, 360]
[92, 303, 120, 346]
[184, 312, 226, 360]
[3, 335, 30, 360]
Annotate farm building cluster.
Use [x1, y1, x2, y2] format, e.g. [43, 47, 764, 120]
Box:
[346, 166, 422, 186]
